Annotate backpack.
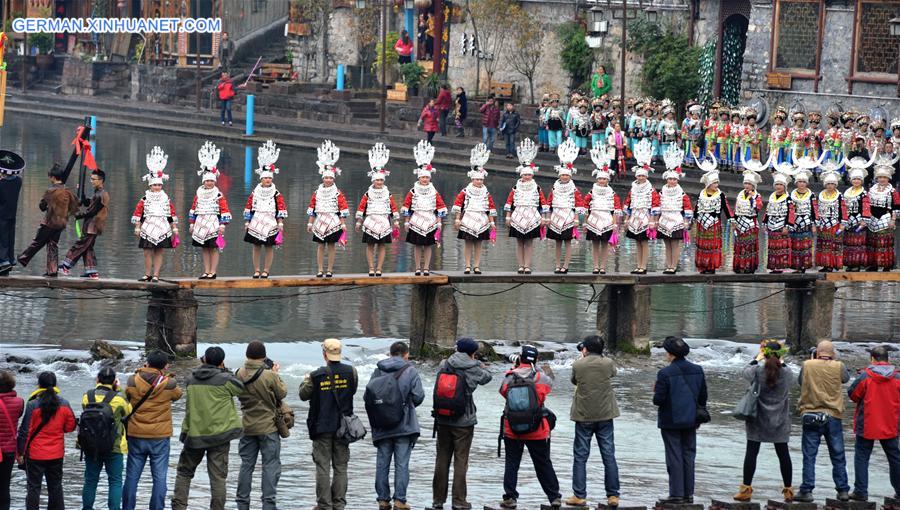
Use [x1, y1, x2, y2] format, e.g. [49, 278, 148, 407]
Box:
[432, 365, 470, 419]
[78, 389, 118, 460]
[503, 373, 543, 435]
[364, 364, 411, 429]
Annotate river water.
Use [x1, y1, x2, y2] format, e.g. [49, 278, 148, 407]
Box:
[1, 115, 899, 507]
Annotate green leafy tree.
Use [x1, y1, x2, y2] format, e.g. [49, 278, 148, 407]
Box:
[468, 0, 519, 94]
[557, 22, 593, 91]
[640, 35, 701, 109]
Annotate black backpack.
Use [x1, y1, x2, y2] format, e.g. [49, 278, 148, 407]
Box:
[364, 364, 410, 429]
[432, 365, 469, 419]
[78, 389, 118, 461]
[503, 373, 543, 435]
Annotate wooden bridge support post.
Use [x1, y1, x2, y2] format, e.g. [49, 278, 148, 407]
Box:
[409, 284, 458, 354]
[596, 284, 651, 352]
[785, 280, 835, 352]
[145, 289, 199, 357]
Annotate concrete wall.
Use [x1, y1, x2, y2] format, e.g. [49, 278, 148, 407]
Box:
[61, 59, 130, 96]
[288, 7, 362, 84]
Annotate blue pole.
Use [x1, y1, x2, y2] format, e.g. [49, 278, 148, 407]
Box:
[89, 115, 97, 154]
[245, 95, 255, 136]
[405, 9, 415, 60]
[336, 64, 345, 90]
[245, 146, 252, 186]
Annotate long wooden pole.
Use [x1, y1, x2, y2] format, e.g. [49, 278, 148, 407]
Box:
[620, 0, 626, 108]
[380, 0, 387, 134]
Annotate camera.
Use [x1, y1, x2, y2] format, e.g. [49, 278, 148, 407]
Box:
[507, 353, 520, 365]
[263, 358, 275, 369]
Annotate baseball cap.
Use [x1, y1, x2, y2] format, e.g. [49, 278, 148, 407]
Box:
[520, 345, 539, 364]
[322, 338, 342, 362]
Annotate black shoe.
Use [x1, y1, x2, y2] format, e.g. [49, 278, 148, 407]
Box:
[658, 496, 685, 505]
[0, 261, 13, 273]
[793, 492, 814, 503]
[42, 272, 58, 278]
[836, 491, 850, 502]
[848, 492, 867, 502]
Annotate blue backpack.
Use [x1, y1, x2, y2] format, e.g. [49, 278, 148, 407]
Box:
[503, 373, 543, 435]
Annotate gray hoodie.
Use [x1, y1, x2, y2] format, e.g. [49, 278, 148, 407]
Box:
[369, 356, 425, 443]
[435, 352, 494, 427]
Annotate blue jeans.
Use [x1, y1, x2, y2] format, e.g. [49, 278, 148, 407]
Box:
[482, 127, 496, 150]
[236, 433, 282, 510]
[572, 421, 620, 498]
[375, 435, 415, 503]
[83, 452, 124, 510]
[122, 438, 170, 510]
[505, 132, 517, 156]
[220, 99, 232, 124]
[853, 435, 900, 497]
[661, 428, 696, 498]
[800, 414, 849, 494]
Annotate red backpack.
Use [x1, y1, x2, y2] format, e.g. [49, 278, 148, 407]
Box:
[432, 365, 469, 419]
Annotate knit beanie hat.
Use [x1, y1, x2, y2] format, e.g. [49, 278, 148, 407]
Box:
[456, 337, 479, 355]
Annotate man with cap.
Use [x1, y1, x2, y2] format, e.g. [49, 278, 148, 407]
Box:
[0, 150, 25, 275]
[498, 345, 561, 509]
[299, 338, 359, 510]
[653, 336, 708, 504]
[431, 337, 492, 510]
[565, 336, 620, 508]
[794, 340, 851, 503]
[16, 163, 78, 277]
[172, 346, 244, 510]
[235, 341, 287, 510]
[80, 366, 132, 510]
[847, 345, 900, 501]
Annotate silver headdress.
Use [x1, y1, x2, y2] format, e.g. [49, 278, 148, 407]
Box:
[143, 146, 169, 186]
[256, 140, 281, 179]
[742, 169, 762, 187]
[695, 151, 719, 188]
[368, 142, 390, 181]
[516, 138, 539, 176]
[468, 143, 490, 180]
[555, 138, 579, 176]
[317, 140, 341, 179]
[820, 169, 841, 186]
[661, 144, 685, 180]
[632, 138, 654, 177]
[590, 142, 614, 180]
[413, 140, 436, 177]
[197, 141, 221, 182]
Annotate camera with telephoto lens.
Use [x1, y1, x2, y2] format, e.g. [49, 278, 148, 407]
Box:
[263, 358, 275, 369]
[507, 353, 520, 365]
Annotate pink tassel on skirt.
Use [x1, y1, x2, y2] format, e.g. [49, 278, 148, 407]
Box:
[540, 225, 547, 240]
[274, 230, 284, 245]
[391, 227, 400, 240]
[648, 227, 657, 241]
[171, 234, 180, 248]
[338, 230, 348, 249]
[435, 227, 442, 245]
[572, 227, 580, 241]
[609, 229, 619, 247]
[683, 229, 691, 246]
[215, 234, 226, 250]
[489, 228, 497, 244]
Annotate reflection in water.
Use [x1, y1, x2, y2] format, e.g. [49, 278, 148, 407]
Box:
[0, 115, 897, 347]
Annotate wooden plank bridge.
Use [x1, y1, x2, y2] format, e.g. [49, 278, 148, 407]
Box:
[1, 272, 897, 357]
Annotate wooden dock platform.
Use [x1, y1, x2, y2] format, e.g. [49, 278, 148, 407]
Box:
[1, 270, 896, 357]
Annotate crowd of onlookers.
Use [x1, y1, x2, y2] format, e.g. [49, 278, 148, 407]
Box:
[0, 337, 897, 510]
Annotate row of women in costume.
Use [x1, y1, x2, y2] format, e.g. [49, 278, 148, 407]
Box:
[535, 91, 900, 178]
[129, 137, 899, 281]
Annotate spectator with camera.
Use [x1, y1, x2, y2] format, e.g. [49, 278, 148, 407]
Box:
[172, 346, 244, 510]
[653, 336, 708, 505]
[430, 337, 492, 510]
[123, 350, 183, 510]
[795, 340, 851, 503]
[848, 345, 900, 502]
[565, 336, 620, 508]
[497, 345, 561, 509]
[299, 338, 360, 510]
[235, 341, 288, 510]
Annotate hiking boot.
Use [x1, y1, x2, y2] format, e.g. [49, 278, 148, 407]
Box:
[733, 484, 753, 502]
[377, 500, 391, 510]
[782, 487, 794, 502]
[499, 498, 517, 509]
[836, 491, 850, 502]
[848, 492, 867, 502]
[564, 496, 588, 506]
[608, 496, 620, 507]
[393, 501, 411, 510]
[793, 492, 814, 503]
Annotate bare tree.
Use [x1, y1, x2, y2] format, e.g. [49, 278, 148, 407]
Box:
[508, 8, 543, 104]
[293, 0, 334, 84]
[467, 0, 518, 95]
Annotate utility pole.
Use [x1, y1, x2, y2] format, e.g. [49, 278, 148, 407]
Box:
[195, 32, 201, 111]
[620, 0, 627, 108]
[380, 0, 387, 133]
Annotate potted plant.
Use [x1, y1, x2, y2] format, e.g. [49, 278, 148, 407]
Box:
[423, 73, 443, 98]
[31, 32, 54, 69]
[399, 62, 424, 96]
